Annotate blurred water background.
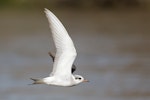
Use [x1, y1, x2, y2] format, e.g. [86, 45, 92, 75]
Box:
[0, 0, 150, 100]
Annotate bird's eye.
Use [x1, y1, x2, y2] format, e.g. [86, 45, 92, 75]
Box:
[75, 77, 82, 80]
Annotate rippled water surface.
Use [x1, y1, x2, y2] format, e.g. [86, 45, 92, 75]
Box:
[0, 9, 150, 100]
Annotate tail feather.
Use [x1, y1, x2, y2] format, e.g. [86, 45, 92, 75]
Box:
[30, 78, 45, 85]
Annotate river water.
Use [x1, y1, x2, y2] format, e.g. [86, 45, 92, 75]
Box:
[0, 9, 150, 100]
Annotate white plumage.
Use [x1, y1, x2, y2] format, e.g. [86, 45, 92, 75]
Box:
[30, 8, 88, 87]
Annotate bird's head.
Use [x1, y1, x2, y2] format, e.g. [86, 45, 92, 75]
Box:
[73, 75, 89, 84]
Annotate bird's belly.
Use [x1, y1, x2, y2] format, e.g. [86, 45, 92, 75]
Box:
[47, 79, 73, 86]
[44, 76, 74, 87]
[51, 80, 73, 87]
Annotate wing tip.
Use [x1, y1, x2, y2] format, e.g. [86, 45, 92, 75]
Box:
[44, 8, 49, 14]
[44, 8, 53, 15]
[44, 8, 55, 20]
[44, 8, 48, 12]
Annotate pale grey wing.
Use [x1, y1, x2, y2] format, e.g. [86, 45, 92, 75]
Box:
[44, 8, 77, 77]
[48, 52, 76, 73]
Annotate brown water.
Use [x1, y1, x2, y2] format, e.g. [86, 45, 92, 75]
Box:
[0, 9, 150, 100]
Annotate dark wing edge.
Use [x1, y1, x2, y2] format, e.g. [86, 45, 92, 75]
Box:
[71, 64, 76, 73]
[48, 52, 55, 61]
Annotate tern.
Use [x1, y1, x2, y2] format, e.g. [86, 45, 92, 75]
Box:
[30, 8, 88, 87]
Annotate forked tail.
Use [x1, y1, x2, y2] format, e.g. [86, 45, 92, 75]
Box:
[30, 78, 45, 85]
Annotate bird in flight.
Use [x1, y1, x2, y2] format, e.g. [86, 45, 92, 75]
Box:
[30, 8, 88, 87]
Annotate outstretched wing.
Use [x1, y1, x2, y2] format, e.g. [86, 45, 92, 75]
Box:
[45, 8, 77, 77]
[48, 52, 76, 73]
